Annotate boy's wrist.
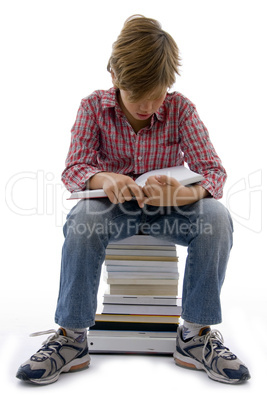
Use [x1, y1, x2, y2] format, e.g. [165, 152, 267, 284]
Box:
[87, 172, 107, 190]
[176, 185, 210, 206]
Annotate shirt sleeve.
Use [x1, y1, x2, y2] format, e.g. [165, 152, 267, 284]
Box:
[61, 100, 103, 192]
[179, 106, 227, 199]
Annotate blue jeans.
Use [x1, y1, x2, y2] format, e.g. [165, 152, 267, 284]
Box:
[55, 198, 233, 328]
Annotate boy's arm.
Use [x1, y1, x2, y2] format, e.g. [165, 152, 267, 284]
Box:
[178, 105, 227, 200]
[62, 99, 104, 193]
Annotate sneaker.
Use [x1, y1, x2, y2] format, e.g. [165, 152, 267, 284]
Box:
[174, 326, 250, 384]
[16, 328, 91, 385]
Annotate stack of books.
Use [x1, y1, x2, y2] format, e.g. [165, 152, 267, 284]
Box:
[88, 235, 181, 354]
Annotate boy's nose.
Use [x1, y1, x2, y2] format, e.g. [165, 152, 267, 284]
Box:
[140, 101, 153, 113]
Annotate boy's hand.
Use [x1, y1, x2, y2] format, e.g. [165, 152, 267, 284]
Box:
[89, 172, 145, 208]
[142, 175, 209, 206]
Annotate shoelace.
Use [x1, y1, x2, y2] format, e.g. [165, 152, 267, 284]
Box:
[30, 329, 75, 360]
[202, 329, 235, 366]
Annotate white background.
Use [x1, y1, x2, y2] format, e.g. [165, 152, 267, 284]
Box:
[1, 0, 266, 399]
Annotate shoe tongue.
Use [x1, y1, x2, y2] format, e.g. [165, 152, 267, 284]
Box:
[198, 326, 211, 336]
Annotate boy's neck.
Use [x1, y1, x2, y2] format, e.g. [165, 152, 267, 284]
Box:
[130, 119, 151, 133]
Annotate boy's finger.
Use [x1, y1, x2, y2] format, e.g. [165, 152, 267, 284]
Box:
[105, 188, 119, 204]
[128, 184, 145, 208]
[119, 186, 133, 202]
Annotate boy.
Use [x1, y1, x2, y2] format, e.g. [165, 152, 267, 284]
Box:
[16, 15, 250, 385]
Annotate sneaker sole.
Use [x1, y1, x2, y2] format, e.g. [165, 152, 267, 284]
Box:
[173, 350, 250, 384]
[16, 354, 91, 385]
[173, 350, 204, 371]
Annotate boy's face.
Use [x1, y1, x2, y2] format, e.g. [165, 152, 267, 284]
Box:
[119, 88, 167, 123]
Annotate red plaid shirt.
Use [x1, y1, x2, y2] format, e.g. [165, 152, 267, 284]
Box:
[62, 87, 226, 199]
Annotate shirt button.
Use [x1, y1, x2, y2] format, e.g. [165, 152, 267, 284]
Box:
[138, 156, 142, 160]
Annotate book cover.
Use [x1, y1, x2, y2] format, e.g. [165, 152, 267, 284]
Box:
[88, 330, 178, 338]
[106, 265, 178, 273]
[87, 334, 177, 354]
[107, 235, 176, 247]
[105, 248, 177, 257]
[105, 259, 178, 268]
[106, 278, 178, 285]
[94, 313, 179, 324]
[105, 255, 178, 262]
[105, 271, 179, 279]
[106, 244, 176, 251]
[90, 321, 179, 332]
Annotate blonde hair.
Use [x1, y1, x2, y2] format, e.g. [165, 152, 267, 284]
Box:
[107, 15, 181, 101]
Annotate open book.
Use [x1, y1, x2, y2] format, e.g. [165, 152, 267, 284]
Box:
[68, 165, 204, 200]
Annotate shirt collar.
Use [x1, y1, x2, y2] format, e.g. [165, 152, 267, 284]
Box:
[101, 87, 166, 122]
[154, 103, 165, 122]
[101, 87, 118, 108]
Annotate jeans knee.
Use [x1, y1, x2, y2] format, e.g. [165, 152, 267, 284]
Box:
[201, 199, 233, 245]
[63, 200, 107, 240]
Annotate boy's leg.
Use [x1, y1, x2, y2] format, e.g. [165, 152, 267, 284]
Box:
[55, 198, 142, 329]
[179, 198, 233, 325]
[145, 198, 233, 325]
[17, 198, 142, 385]
[144, 198, 249, 384]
